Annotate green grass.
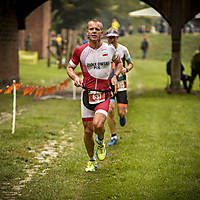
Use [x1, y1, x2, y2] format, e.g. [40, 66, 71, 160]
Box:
[118, 33, 200, 63]
[0, 33, 200, 200]
[19, 59, 67, 86]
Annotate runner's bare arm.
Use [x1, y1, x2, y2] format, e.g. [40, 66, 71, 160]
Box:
[121, 60, 133, 75]
[67, 63, 82, 87]
[111, 58, 123, 94]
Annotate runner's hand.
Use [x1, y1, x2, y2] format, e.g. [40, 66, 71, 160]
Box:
[121, 67, 127, 75]
[111, 76, 118, 94]
[74, 77, 82, 87]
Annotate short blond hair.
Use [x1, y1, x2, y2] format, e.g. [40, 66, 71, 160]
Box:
[87, 19, 103, 30]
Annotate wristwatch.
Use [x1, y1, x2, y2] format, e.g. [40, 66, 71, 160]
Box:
[126, 68, 129, 73]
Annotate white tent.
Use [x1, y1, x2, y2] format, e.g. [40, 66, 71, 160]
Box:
[129, 7, 161, 18]
[129, 8, 200, 19]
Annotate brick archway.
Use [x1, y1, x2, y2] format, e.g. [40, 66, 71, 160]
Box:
[0, 0, 50, 87]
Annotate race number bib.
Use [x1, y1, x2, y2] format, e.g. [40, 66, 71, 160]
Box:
[88, 91, 106, 104]
[117, 80, 127, 91]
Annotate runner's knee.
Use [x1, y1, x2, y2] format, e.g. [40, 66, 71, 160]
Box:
[83, 122, 93, 136]
[94, 120, 104, 130]
[108, 108, 115, 118]
[118, 107, 127, 117]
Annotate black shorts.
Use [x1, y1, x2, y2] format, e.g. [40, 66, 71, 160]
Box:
[110, 90, 128, 104]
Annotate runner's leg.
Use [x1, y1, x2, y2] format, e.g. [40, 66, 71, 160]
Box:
[83, 120, 94, 158]
[107, 102, 116, 135]
[93, 112, 107, 160]
[117, 91, 128, 127]
[117, 104, 127, 119]
[93, 113, 106, 139]
[107, 102, 118, 146]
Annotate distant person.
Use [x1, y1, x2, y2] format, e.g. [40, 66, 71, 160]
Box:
[151, 26, 157, 34]
[119, 26, 126, 36]
[128, 24, 134, 35]
[187, 48, 200, 93]
[105, 28, 134, 146]
[140, 36, 149, 59]
[166, 59, 190, 91]
[112, 18, 120, 31]
[138, 25, 145, 34]
[56, 34, 62, 58]
[25, 33, 32, 51]
[159, 18, 165, 33]
[66, 19, 122, 172]
[51, 30, 57, 46]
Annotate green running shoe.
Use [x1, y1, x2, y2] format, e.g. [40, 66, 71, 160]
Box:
[85, 160, 98, 172]
[95, 136, 107, 161]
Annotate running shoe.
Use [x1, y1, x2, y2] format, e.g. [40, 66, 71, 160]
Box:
[107, 137, 117, 146]
[119, 117, 126, 127]
[85, 160, 98, 172]
[95, 136, 107, 161]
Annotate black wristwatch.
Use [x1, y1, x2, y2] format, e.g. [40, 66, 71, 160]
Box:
[114, 73, 118, 79]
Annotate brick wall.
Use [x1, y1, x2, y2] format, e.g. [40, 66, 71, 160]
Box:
[0, 0, 50, 86]
[19, 0, 51, 58]
[0, 2, 19, 86]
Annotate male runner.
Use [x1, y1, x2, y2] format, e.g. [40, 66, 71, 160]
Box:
[105, 28, 133, 146]
[66, 19, 122, 172]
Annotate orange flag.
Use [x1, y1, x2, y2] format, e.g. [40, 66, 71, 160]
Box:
[16, 83, 21, 90]
[28, 87, 36, 96]
[33, 87, 40, 98]
[4, 85, 14, 94]
[38, 87, 45, 97]
[52, 86, 57, 94]
[44, 86, 54, 95]
[63, 80, 68, 87]
[23, 87, 33, 96]
[57, 84, 62, 92]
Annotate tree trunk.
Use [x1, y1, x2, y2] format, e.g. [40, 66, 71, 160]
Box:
[170, 26, 181, 91]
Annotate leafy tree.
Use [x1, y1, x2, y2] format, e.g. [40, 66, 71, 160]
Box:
[51, 0, 150, 32]
[51, 0, 111, 32]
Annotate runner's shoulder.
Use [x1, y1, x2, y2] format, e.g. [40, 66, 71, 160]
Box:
[74, 42, 89, 55]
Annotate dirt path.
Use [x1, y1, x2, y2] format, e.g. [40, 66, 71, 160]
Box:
[0, 126, 75, 200]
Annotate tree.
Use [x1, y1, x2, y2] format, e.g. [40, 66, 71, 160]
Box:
[51, 0, 111, 31]
[51, 0, 149, 32]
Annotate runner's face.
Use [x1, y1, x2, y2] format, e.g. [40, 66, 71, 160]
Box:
[107, 36, 118, 46]
[87, 21, 103, 42]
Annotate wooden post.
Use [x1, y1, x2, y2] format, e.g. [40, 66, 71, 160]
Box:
[47, 29, 51, 67]
[66, 29, 72, 64]
[71, 30, 77, 57]
[58, 42, 62, 69]
[61, 29, 67, 68]
[12, 80, 16, 134]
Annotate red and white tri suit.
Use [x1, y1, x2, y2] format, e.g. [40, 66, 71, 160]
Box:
[69, 42, 119, 121]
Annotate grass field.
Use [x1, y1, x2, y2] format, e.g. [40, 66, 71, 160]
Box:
[0, 33, 200, 200]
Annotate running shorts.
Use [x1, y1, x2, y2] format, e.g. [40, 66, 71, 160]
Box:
[81, 90, 111, 121]
[110, 90, 128, 105]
